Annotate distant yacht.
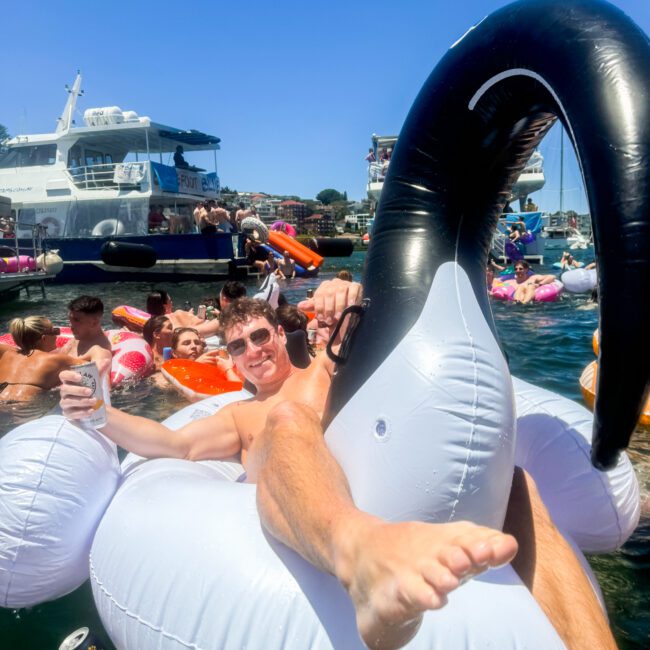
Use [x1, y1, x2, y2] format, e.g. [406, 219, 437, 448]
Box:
[365, 133, 546, 211]
[0, 73, 243, 283]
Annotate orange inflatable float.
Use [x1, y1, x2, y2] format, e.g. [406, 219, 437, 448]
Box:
[268, 231, 323, 271]
[580, 361, 650, 429]
[161, 359, 243, 402]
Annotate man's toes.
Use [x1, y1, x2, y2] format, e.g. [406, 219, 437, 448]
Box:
[489, 532, 518, 566]
[422, 564, 460, 596]
[442, 546, 473, 577]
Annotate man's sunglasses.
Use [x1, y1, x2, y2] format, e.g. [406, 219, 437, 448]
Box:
[226, 327, 272, 357]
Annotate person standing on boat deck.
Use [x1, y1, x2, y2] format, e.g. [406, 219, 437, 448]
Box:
[214, 201, 234, 233]
[524, 198, 538, 212]
[59, 284, 616, 650]
[235, 202, 248, 231]
[365, 147, 376, 162]
[173, 145, 189, 169]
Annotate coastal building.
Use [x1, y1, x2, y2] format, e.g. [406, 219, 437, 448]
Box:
[302, 213, 335, 236]
[279, 200, 307, 230]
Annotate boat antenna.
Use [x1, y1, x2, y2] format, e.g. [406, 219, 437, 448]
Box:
[56, 71, 84, 134]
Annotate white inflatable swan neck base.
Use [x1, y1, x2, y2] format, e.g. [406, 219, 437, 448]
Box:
[326, 262, 516, 529]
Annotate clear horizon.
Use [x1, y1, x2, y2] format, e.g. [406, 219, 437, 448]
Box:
[2, 0, 648, 214]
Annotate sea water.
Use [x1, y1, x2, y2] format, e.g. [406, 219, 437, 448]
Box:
[0, 250, 647, 649]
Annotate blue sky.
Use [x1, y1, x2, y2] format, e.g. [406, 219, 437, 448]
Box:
[1, 0, 648, 212]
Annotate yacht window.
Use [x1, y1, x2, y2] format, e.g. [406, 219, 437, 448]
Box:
[0, 144, 57, 168]
[85, 150, 104, 167]
[68, 145, 83, 169]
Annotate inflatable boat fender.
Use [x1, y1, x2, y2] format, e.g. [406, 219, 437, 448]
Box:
[100, 241, 157, 268]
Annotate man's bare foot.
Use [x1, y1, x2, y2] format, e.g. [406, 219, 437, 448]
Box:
[333, 516, 518, 649]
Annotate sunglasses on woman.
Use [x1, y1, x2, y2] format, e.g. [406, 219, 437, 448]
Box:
[45, 327, 61, 336]
[226, 327, 272, 357]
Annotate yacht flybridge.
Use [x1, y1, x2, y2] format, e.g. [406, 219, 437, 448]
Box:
[0, 74, 240, 282]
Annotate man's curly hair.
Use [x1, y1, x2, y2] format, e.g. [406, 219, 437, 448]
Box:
[218, 298, 279, 339]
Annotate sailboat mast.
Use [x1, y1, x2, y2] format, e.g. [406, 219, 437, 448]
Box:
[559, 127, 564, 219]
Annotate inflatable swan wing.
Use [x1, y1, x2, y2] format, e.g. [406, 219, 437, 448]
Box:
[326, 0, 650, 471]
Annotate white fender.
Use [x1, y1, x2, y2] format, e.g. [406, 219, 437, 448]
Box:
[0, 417, 120, 608]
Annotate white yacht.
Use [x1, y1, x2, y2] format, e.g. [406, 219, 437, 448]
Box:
[366, 134, 546, 212]
[0, 74, 241, 283]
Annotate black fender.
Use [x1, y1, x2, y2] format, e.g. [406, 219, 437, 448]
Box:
[326, 0, 650, 470]
[308, 238, 354, 257]
[100, 241, 157, 268]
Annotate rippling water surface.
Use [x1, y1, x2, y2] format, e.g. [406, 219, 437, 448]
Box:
[0, 251, 647, 649]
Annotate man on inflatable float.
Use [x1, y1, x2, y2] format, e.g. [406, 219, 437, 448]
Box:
[1, 1, 648, 649]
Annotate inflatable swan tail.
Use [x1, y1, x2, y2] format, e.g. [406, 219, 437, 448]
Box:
[327, 0, 650, 471]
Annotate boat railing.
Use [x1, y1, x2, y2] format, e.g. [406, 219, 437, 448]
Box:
[65, 161, 150, 191]
[0, 221, 48, 267]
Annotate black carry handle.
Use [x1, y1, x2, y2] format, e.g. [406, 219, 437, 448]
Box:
[326, 300, 369, 365]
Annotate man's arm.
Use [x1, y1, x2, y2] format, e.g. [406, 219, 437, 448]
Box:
[59, 370, 241, 460]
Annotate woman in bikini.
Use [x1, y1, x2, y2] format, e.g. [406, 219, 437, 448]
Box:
[0, 317, 87, 402]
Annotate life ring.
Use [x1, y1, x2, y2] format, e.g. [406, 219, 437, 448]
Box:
[160, 359, 243, 401]
[270, 220, 297, 237]
[490, 279, 564, 302]
[91, 219, 125, 237]
[0, 327, 153, 387]
[111, 305, 151, 332]
[240, 217, 269, 244]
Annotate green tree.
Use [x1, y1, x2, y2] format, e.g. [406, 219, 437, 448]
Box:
[0, 124, 9, 143]
[316, 188, 344, 205]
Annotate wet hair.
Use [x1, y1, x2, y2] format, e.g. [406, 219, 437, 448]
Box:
[337, 269, 353, 282]
[68, 295, 103, 315]
[218, 298, 279, 339]
[220, 281, 247, 302]
[276, 304, 307, 333]
[9, 316, 53, 353]
[146, 290, 171, 316]
[171, 327, 204, 352]
[142, 315, 170, 346]
[514, 260, 530, 270]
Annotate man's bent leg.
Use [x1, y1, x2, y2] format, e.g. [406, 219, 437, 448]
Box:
[504, 468, 617, 650]
[248, 402, 518, 650]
